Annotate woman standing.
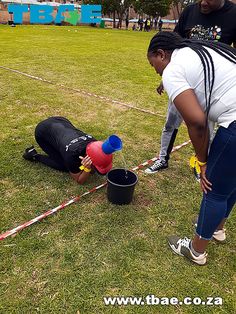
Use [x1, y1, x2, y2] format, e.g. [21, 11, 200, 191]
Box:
[147, 32, 236, 265]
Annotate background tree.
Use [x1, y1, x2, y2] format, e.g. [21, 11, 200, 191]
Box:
[83, 0, 187, 28]
[83, 0, 133, 28]
[171, 0, 195, 19]
[133, 0, 172, 18]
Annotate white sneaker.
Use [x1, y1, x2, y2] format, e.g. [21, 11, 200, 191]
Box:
[193, 218, 226, 242]
[168, 235, 207, 265]
[213, 229, 226, 242]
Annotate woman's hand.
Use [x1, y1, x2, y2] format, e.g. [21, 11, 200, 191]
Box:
[156, 81, 164, 95]
[80, 155, 92, 169]
[200, 164, 212, 194]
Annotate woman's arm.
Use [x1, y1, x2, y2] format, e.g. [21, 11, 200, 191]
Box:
[173, 89, 209, 162]
[173, 89, 212, 192]
[70, 170, 91, 185]
[70, 155, 92, 185]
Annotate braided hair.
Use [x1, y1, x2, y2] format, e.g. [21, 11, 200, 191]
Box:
[148, 31, 236, 115]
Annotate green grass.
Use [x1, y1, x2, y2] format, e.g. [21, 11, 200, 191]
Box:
[0, 25, 235, 314]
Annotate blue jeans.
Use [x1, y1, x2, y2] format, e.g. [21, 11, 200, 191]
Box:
[196, 121, 236, 240]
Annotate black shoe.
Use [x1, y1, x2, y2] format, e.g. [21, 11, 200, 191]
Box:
[145, 159, 168, 174]
[23, 146, 38, 161]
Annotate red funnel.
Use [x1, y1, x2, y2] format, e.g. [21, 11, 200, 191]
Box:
[86, 141, 113, 174]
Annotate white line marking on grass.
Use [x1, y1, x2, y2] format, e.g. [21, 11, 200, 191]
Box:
[0, 65, 165, 118]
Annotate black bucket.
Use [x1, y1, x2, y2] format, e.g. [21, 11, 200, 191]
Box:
[107, 168, 138, 205]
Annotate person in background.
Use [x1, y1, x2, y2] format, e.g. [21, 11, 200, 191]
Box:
[147, 31, 236, 265]
[132, 23, 137, 31]
[158, 19, 163, 32]
[154, 18, 158, 31]
[125, 17, 129, 30]
[23, 117, 122, 185]
[138, 18, 143, 31]
[145, 0, 236, 174]
[146, 18, 151, 32]
[150, 19, 153, 31]
[144, 18, 148, 32]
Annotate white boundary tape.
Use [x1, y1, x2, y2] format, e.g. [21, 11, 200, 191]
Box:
[0, 65, 165, 117]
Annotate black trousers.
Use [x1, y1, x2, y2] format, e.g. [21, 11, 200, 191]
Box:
[34, 117, 69, 172]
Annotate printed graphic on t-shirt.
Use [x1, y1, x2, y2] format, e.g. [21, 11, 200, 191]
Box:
[65, 135, 93, 151]
[189, 25, 222, 41]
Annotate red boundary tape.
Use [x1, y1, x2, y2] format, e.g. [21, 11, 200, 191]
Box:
[0, 140, 191, 241]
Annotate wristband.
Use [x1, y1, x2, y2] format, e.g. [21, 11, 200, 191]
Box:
[189, 156, 207, 174]
[197, 160, 207, 166]
[83, 167, 91, 173]
[79, 165, 91, 173]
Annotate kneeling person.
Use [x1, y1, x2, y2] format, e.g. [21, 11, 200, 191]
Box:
[23, 117, 121, 184]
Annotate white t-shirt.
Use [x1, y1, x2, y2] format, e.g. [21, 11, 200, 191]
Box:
[162, 47, 236, 128]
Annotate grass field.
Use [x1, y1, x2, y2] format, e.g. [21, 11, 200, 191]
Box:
[0, 25, 235, 314]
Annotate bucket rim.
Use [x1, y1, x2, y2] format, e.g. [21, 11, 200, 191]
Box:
[107, 168, 138, 188]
